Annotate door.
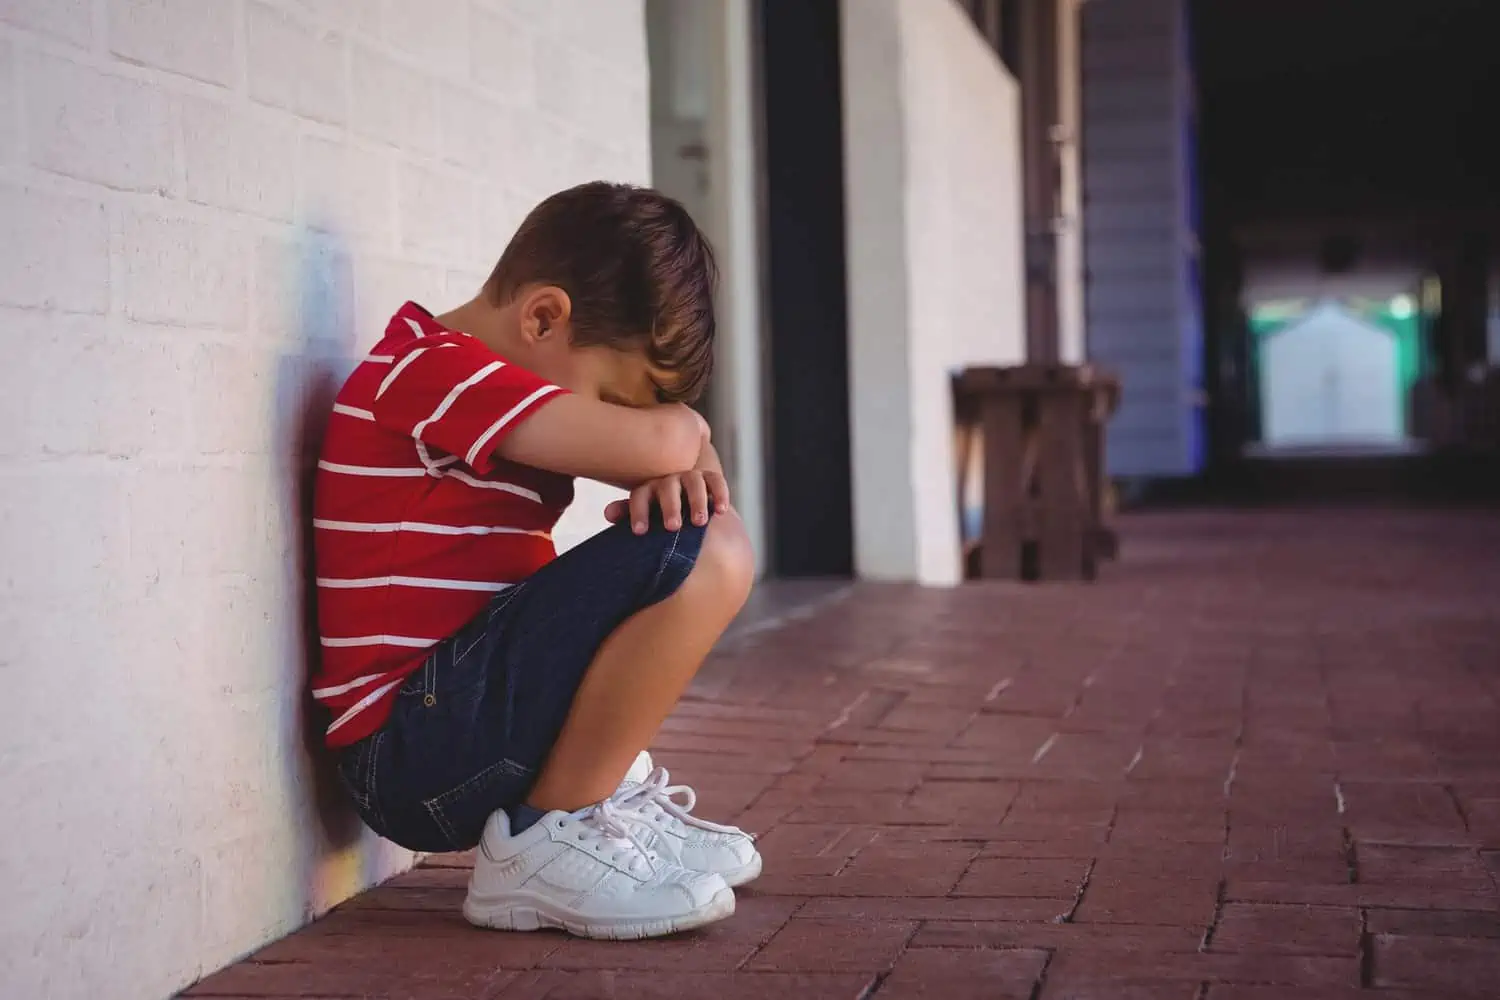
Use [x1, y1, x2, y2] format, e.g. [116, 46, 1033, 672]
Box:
[1262, 301, 1403, 446]
[757, 0, 854, 577]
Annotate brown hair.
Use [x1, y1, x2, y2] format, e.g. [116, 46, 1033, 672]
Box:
[485, 181, 718, 403]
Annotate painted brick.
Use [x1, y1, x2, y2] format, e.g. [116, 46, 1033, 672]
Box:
[476, 0, 553, 28]
[182, 97, 298, 221]
[300, 134, 396, 245]
[24, 52, 175, 194]
[535, 44, 609, 136]
[379, 0, 470, 71]
[253, 232, 355, 348]
[470, 6, 536, 104]
[549, 0, 646, 74]
[2, 2, 653, 997]
[0, 42, 17, 165]
[0, 310, 101, 457]
[0, 0, 92, 47]
[118, 208, 250, 329]
[350, 44, 440, 150]
[246, 0, 347, 125]
[184, 342, 279, 456]
[108, 0, 237, 87]
[446, 269, 490, 303]
[397, 160, 476, 259]
[568, 133, 630, 189]
[437, 84, 512, 172]
[0, 186, 109, 313]
[79, 331, 195, 459]
[473, 181, 529, 259]
[0, 469, 128, 601]
[494, 104, 570, 199]
[289, 0, 373, 35]
[351, 255, 448, 342]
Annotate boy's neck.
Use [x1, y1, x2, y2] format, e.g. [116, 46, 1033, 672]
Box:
[435, 297, 520, 357]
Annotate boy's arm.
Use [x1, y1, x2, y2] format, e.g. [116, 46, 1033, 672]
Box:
[496, 395, 708, 485]
[596, 421, 722, 492]
[601, 431, 732, 533]
[693, 437, 724, 476]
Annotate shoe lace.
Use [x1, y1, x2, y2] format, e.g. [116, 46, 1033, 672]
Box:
[564, 784, 676, 876]
[617, 766, 751, 839]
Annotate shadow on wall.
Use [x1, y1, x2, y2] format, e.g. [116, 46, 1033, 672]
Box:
[268, 229, 409, 920]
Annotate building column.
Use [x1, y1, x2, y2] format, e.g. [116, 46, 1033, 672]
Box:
[1017, 0, 1062, 364]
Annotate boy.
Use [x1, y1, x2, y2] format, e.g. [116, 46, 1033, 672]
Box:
[311, 182, 759, 939]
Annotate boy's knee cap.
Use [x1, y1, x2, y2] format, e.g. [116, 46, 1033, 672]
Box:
[692, 512, 755, 601]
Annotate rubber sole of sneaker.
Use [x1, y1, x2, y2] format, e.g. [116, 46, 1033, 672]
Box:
[720, 851, 763, 888]
[462, 885, 736, 940]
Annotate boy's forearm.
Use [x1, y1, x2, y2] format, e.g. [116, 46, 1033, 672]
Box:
[694, 437, 724, 475]
[498, 396, 704, 485]
[590, 408, 711, 491]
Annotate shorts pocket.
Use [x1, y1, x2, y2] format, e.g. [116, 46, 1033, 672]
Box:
[422, 756, 533, 851]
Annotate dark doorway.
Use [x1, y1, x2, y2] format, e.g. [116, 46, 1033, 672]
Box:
[756, 0, 854, 577]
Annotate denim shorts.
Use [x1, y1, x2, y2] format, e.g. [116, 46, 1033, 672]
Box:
[335, 512, 707, 853]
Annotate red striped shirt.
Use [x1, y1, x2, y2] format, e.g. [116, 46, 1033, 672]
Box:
[311, 302, 571, 747]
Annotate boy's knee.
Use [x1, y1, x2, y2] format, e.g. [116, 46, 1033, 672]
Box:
[688, 511, 755, 607]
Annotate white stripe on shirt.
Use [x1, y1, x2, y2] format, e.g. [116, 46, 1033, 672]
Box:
[326, 676, 406, 735]
[404, 317, 427, 339]
[332, 403, 375, 421]
[320, 634, 440, 649]
[316, 575, 514, 592]
[445, 468, 543, 503]
[465, 384, 565, 467]
[414, 439, 459, 475]
[376, 347, 429, 400]
[413, 360, 505, 442]
[311, 671, 389, 700]
[317, 460, 428, 478]
[313, 518, 551, 538]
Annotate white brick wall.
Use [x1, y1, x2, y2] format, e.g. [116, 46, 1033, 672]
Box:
[0, 3, 650, 998]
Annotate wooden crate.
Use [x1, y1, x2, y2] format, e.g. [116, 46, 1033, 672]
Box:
[954, 365, 1120, 581]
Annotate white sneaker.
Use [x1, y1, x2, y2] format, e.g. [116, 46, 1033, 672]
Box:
[614, 751, 763, 888]
[462, 788, 735, 940]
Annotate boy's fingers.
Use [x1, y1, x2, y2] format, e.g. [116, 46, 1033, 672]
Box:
[629, 486, 653, 534]
[685, 472, 710, 526]
[604, 498, 628, 523]
[657, 476, 684, 531]
[705, 471, 732, 512]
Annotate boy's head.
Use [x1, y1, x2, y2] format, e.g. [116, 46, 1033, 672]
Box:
[483, 182, 718, 408]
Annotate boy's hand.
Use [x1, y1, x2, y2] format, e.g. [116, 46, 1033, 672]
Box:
[604, 469, 732, 534]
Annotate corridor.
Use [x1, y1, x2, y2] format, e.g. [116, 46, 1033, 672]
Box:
[187, 508, 1500, 999]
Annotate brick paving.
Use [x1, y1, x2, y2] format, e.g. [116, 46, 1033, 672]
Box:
[186, 509, 1500, 999]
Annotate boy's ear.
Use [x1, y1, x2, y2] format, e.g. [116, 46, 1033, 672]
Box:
[519, 285, 573, 342]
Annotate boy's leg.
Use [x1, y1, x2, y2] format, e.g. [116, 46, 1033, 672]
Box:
[523, 510, 753, 812]
[453, 511, 753, 938]
[366, 506, 753, 852]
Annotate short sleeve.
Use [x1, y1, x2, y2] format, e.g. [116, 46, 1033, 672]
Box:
[367, 335, 567, 474]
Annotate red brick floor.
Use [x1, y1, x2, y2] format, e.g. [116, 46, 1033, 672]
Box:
[186, 509, 1500, 999]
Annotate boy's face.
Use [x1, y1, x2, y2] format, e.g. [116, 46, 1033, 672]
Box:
[547, 340, 662, 409]
[513, 285, 668, 408]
